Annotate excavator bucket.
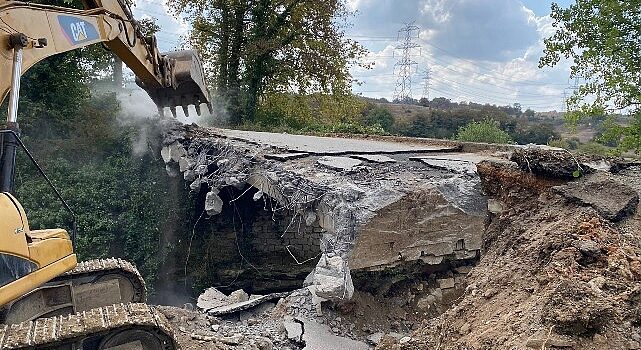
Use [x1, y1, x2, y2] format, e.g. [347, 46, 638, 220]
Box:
[137, 50, 212, 118]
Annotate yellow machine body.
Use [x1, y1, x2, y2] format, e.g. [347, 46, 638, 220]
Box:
[0, 0, 211, 309]
[0, 1, 204, 348]
[0, 192, 77, 306]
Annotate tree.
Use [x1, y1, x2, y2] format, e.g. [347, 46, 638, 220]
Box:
[513, 123, 560, 145]
[512, 103, 522, 117]
[362, 105, 394, 131]
[524, 108, 535, 118]
[540, 1, 641, 153]
[430, 97, 452, 110]
[455, 119, 513, 144]
[169, 0, 366, 125]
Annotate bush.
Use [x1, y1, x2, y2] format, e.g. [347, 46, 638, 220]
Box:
[513, 123, 560, 145]
[362, 105, 394, 132]
[549, 137, 580, 150]
[577, 142, 612, 156]
[455, 119, 513, 144]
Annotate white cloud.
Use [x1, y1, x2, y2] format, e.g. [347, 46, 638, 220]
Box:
[350, 0, 572, 111]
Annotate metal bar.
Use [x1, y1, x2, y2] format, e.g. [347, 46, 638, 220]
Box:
[7, 46, 23, 123]
[1, 38, 24, 192]
[0, 128, 18, 193]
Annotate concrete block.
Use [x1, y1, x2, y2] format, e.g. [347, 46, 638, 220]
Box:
[438, 278, 456, 289]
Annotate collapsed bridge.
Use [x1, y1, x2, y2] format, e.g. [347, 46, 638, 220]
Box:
[159, 122, 505, 305]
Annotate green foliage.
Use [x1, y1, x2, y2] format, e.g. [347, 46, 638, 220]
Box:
[15, 148, 172, 288]
[548, 137, 580, 150]
[138, 17, 161, 37]
[361, 105, 394, 132]
[169, 0, 367, 124]
[455, 119, 513, 144]
[512, 123, 560, 145]
[253, 92, 367, 131]
[540, 0, 641, 153]
[598, 113, 641, 153]
[401, 107, 515, 140]
[9, 47, 180, 294]
[577, 142, 613, 157]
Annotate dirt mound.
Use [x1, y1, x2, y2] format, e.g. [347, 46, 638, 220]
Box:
[377, 161, 641, 349]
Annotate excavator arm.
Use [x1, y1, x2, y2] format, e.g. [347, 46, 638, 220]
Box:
[0, 0, 212, 192]
[0, 0, 211, 116]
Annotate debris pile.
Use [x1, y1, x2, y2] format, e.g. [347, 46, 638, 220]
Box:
[160, 123, 490, 302]
[377, 150, 641, 349]
[157, 122, 641, 349]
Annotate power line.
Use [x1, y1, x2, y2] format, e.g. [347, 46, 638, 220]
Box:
[421, 68, 431, 101]
[348, 35, 567, 87]
[393, 22, 420, 102]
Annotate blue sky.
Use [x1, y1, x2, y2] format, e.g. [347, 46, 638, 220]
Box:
[132, 0, 577, 112]
[521, 0, 574, 15]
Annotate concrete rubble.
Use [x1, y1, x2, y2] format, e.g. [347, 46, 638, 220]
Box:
[154, 122, 641, 349]
[317, 156, 363, 172]
[161, 123, 498, 304]
[162, 123, 600, 348]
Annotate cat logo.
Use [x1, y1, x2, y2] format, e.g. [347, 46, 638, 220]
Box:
[70, 22, 88, 42]
[58, 15, 99, 45]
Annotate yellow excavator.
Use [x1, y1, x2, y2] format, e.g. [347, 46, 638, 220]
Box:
[0, 0, 211, 348]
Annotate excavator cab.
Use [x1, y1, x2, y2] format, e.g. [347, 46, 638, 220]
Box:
[0, 192, 77, 308]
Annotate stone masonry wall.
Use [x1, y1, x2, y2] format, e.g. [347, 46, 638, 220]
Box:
[184, 186, 322, 295]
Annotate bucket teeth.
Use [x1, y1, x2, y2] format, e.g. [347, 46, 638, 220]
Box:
[137, 50, 211, 119]
[195, 104, 202, 116]
[207, 102, 213, 115]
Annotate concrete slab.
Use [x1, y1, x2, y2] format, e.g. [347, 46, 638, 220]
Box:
[218, 129, 459, 155]
[318, 156, 363, 172]
[410, 153, 497, 174]
[350, 154, 397, 164]
[300, 318, 369, 350]
[206, 292, 290, 316]
[409, 153, 495, 163]
[264, 152, 309, 161]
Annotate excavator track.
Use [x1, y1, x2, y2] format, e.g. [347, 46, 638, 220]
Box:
[58, 258, 147, 303]
[1, 258, 147, 325]
[0, 303, 178, 350]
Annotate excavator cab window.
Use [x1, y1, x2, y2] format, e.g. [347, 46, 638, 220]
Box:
[0, 254, 36, 288]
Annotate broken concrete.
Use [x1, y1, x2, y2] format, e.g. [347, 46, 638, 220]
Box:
[265, 152, 310, 161]
[151, 122, 641, 350]
[350, 154, 397, 164]
[317, 156, 363, 172]
[197, 287, 230, 310]
[206, 292, 290, 316]
[307, 254, 354, 300]
[553, 173, 639, 221]
[205, 189, 224, 215]
[284, 316, 304, 343]
[161, 123, 502, 302]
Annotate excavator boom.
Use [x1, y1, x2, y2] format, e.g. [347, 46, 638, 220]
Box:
[0, 0, 211, 117]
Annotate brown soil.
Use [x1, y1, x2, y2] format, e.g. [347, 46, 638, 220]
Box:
[377, 162, 641, 350]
